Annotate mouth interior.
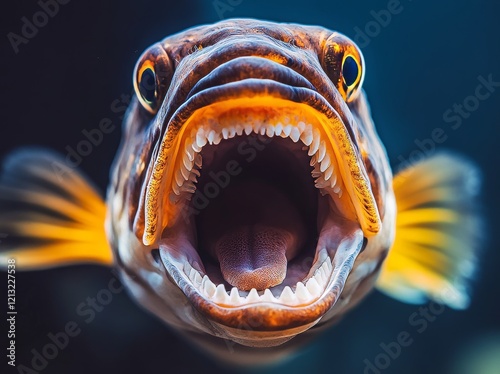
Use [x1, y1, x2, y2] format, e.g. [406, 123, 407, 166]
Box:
[158, 107, 367, 306]
[196, 135, 319, 291]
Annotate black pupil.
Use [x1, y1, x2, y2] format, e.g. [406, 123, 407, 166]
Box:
[139, 68, 156, 104]
[342, 56, 358, 87]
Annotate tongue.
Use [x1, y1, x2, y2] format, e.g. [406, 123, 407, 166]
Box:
[215, 225, 292, 290]
[199, 180, 306, 291]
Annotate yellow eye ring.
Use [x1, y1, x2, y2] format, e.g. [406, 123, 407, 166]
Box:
[133, 44, 174, 114]
[342, 54, 361, 88]
[321, 33, 365, 102]
[137, 61, 157, 111]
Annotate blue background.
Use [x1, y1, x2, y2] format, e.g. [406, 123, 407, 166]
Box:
[1, 1, 499, 373]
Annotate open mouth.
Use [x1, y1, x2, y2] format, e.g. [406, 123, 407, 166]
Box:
[156, 96, 370, 332]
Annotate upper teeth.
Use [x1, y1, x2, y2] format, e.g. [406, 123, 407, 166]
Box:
[171, 119, 343, 201]
[183, 256, 333, 307]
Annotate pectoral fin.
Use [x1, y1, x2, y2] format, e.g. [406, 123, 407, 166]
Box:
[0, 148, 113, 269]
[376, 153, 481, 309]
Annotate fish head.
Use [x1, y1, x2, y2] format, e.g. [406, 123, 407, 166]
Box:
[106, 19, 396, 355]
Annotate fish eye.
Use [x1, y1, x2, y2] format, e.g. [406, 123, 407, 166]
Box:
[321, 33, 364, 102]
[134, 45, 173, 114]
[342, 55, 359, 88]
[138, 65, 157, 106]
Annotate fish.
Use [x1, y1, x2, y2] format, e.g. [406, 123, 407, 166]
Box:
[0, 19, 480, 365]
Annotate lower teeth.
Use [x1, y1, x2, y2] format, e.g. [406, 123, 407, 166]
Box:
[182, 255, 333, 307]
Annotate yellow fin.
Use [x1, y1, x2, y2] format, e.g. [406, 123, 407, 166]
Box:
[0, 148, 113, 269]
[376, 153, 481, 309]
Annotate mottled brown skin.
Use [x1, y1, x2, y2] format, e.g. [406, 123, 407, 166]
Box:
[106, 19, 395, 364]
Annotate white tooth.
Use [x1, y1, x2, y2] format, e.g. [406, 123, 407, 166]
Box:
[319, 270, 329, 285]
[202, 276, 216, 298]
[317, 271, 327, 287]
[213, 133, 222, 145]
[262, 289, 276, 302]
[194, 272, 202, 285]
[329, 172, 337, 188]
[297, 121, 306, 132]
[172, 183, 180, 196]
[194, 154, 202, 168]
[326, 258, 333, 272]
[196, 130, 207, 147]
[317, 249, 329, 263]
[266, 125, 275, 137]
[314, 269, 325, 285]
[320, 154, 331, 173]
[247, 288, 260, 303]
[295, 282, 311, 303]
[213, 284, 228, 303]
[274, 123, 283, 136]
[310, 155, 318, 167]
[235, 125, 243, 136]
[185, 146, 195, 162]
[300, 128, 313, 146]
[306, 278, 322, 297]
[207, 130, 215, 144]
[168, 191, 177, 202]
[321, 260, 329, 273]
[189, 267, 197, 281]
[311, 170, 321, 178]
[180, 165, 190, 180]
[186, 177, 196, 189]
[244, 124, 253, 135]
[191, 142, 201, 153]
[282, 125, 292, 137]
[308, 129, 321, 156]
[180, 184, 196, 193]
[230, 287, 241, 304]
[317, 141, 326, 162]
[228, 127, 236, 138]
[280, 286, 296, 305]
[175, 169, 184, 186]
[290, 127, 300, 142]
[259, 126, 266, 135]
[324, 165, 334, 181]
[201, 275, 209, 286]
[334, 185, 341, 195]
[318, 267, 328, 286]
[315, 178, 329, 189]
[222, 128, 229, 139]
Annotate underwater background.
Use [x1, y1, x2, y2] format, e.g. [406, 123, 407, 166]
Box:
[1, 0, 499, 373]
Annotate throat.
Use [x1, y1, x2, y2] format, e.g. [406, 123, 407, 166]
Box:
[198, 180, 307, 290]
